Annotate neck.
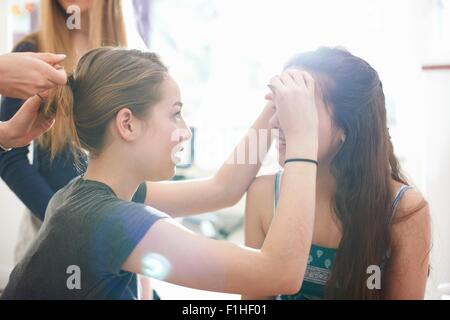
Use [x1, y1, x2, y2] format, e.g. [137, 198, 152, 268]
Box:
[71, 12, 90, 59]
[84, 151, 142, 202]
[78, 11, 90, 36]
[316, 160, 336, 202]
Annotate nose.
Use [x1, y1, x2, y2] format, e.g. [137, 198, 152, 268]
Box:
[171, 127, 191, 145]
[181, 119, 192, 142]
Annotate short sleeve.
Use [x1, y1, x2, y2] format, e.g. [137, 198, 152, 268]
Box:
[131, 182, 147, 204]
[88, 200, 169, 275]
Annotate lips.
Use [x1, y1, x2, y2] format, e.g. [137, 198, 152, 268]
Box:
[171, 144, 185, 164]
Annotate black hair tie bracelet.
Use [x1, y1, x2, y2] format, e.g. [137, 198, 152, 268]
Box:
[284, 158, 318, 166]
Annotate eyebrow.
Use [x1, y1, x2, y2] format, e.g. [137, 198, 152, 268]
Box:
[173, 101, 183, 108]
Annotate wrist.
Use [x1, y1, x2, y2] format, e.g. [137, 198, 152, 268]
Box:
[285, 139, 318, 161]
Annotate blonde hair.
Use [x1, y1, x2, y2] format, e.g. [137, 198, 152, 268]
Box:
[19, 0, 128, 152]
[41, 47, 168, 162]
[37, 0, 127, 68]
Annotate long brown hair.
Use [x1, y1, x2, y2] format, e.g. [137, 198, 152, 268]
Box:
[40, 47, 168, 161]
[285, 47, 427, 299]
[17, 0, 127, 153]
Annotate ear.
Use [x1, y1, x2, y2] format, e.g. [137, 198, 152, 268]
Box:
[115, 108, 139, 142]
[336, 127, 346, 144]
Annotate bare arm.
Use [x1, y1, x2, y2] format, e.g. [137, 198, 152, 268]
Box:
[123, 70, 319, 296]
[383, 190, 431, 299]
[145, 103, 275, 217]
[242, 175, 277, 300]
[123, 158, 317, 296]
[138, 275, 153, 300]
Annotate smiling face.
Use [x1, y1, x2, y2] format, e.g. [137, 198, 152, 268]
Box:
[270, 82, 344, 167]
[133, 77, 192, 181]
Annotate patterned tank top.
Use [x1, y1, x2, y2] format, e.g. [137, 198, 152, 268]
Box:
[273, 170, 412, 300]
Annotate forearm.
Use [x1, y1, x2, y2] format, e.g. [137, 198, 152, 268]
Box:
[261, 144, 317, 287]
[228, 146, 318, 295]
[241, 294, 275, 300]
[213, 102, 274, 205]
[138, 275, 154, 300]
[146, 103, 274, 217]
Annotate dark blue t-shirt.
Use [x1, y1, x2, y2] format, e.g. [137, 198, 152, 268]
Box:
[1, 177, 169, 300]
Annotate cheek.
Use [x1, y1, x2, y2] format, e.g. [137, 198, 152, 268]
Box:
[144, 121, 179, 157]
[317, 120, 343, 161]
[317, 119, 331, 159]
[315, 102, 337, 160]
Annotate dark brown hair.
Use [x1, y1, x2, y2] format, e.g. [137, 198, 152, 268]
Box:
[285, 47, 427, 299]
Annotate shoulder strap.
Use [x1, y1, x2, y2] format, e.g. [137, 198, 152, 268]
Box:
[273, 170, 283, 214]
[390, 185, 413, 220]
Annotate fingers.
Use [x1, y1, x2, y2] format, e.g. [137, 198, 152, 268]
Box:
[33, 66, 67, 93]
[301, 71, 315, 90]
[42, 65, 68, 86]
[33, 52, 66, 65]
[285, 69, 307, 88]
[280, 71, 295, 86]
[40, 117, 55, 131]
[268, 75, 284, 96]
[271, 70, 315, 99]
[22, 116, 54, 146]
[37, 90, 50, 100]
[35, 90, 50, 104]
[32, 53, 68, 87]
[270, 69, 311, 90]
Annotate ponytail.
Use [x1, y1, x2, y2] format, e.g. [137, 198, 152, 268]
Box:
[39, 75, 81, 162]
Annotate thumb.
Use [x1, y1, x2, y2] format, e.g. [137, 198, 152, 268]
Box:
[37, 89, 50, 100]
[264, 92, 274, 101]
[40, 117, 55, 131]
[22, 95, 43, 114]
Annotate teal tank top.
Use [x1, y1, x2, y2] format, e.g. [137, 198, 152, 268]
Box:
[273, 170, 412, 300]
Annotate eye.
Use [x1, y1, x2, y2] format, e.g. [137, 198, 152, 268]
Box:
[173, 111, 182, 121]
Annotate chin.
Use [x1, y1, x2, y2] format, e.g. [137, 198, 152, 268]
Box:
[167, 166, 177, 180]
[58, 1, 91, 13]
